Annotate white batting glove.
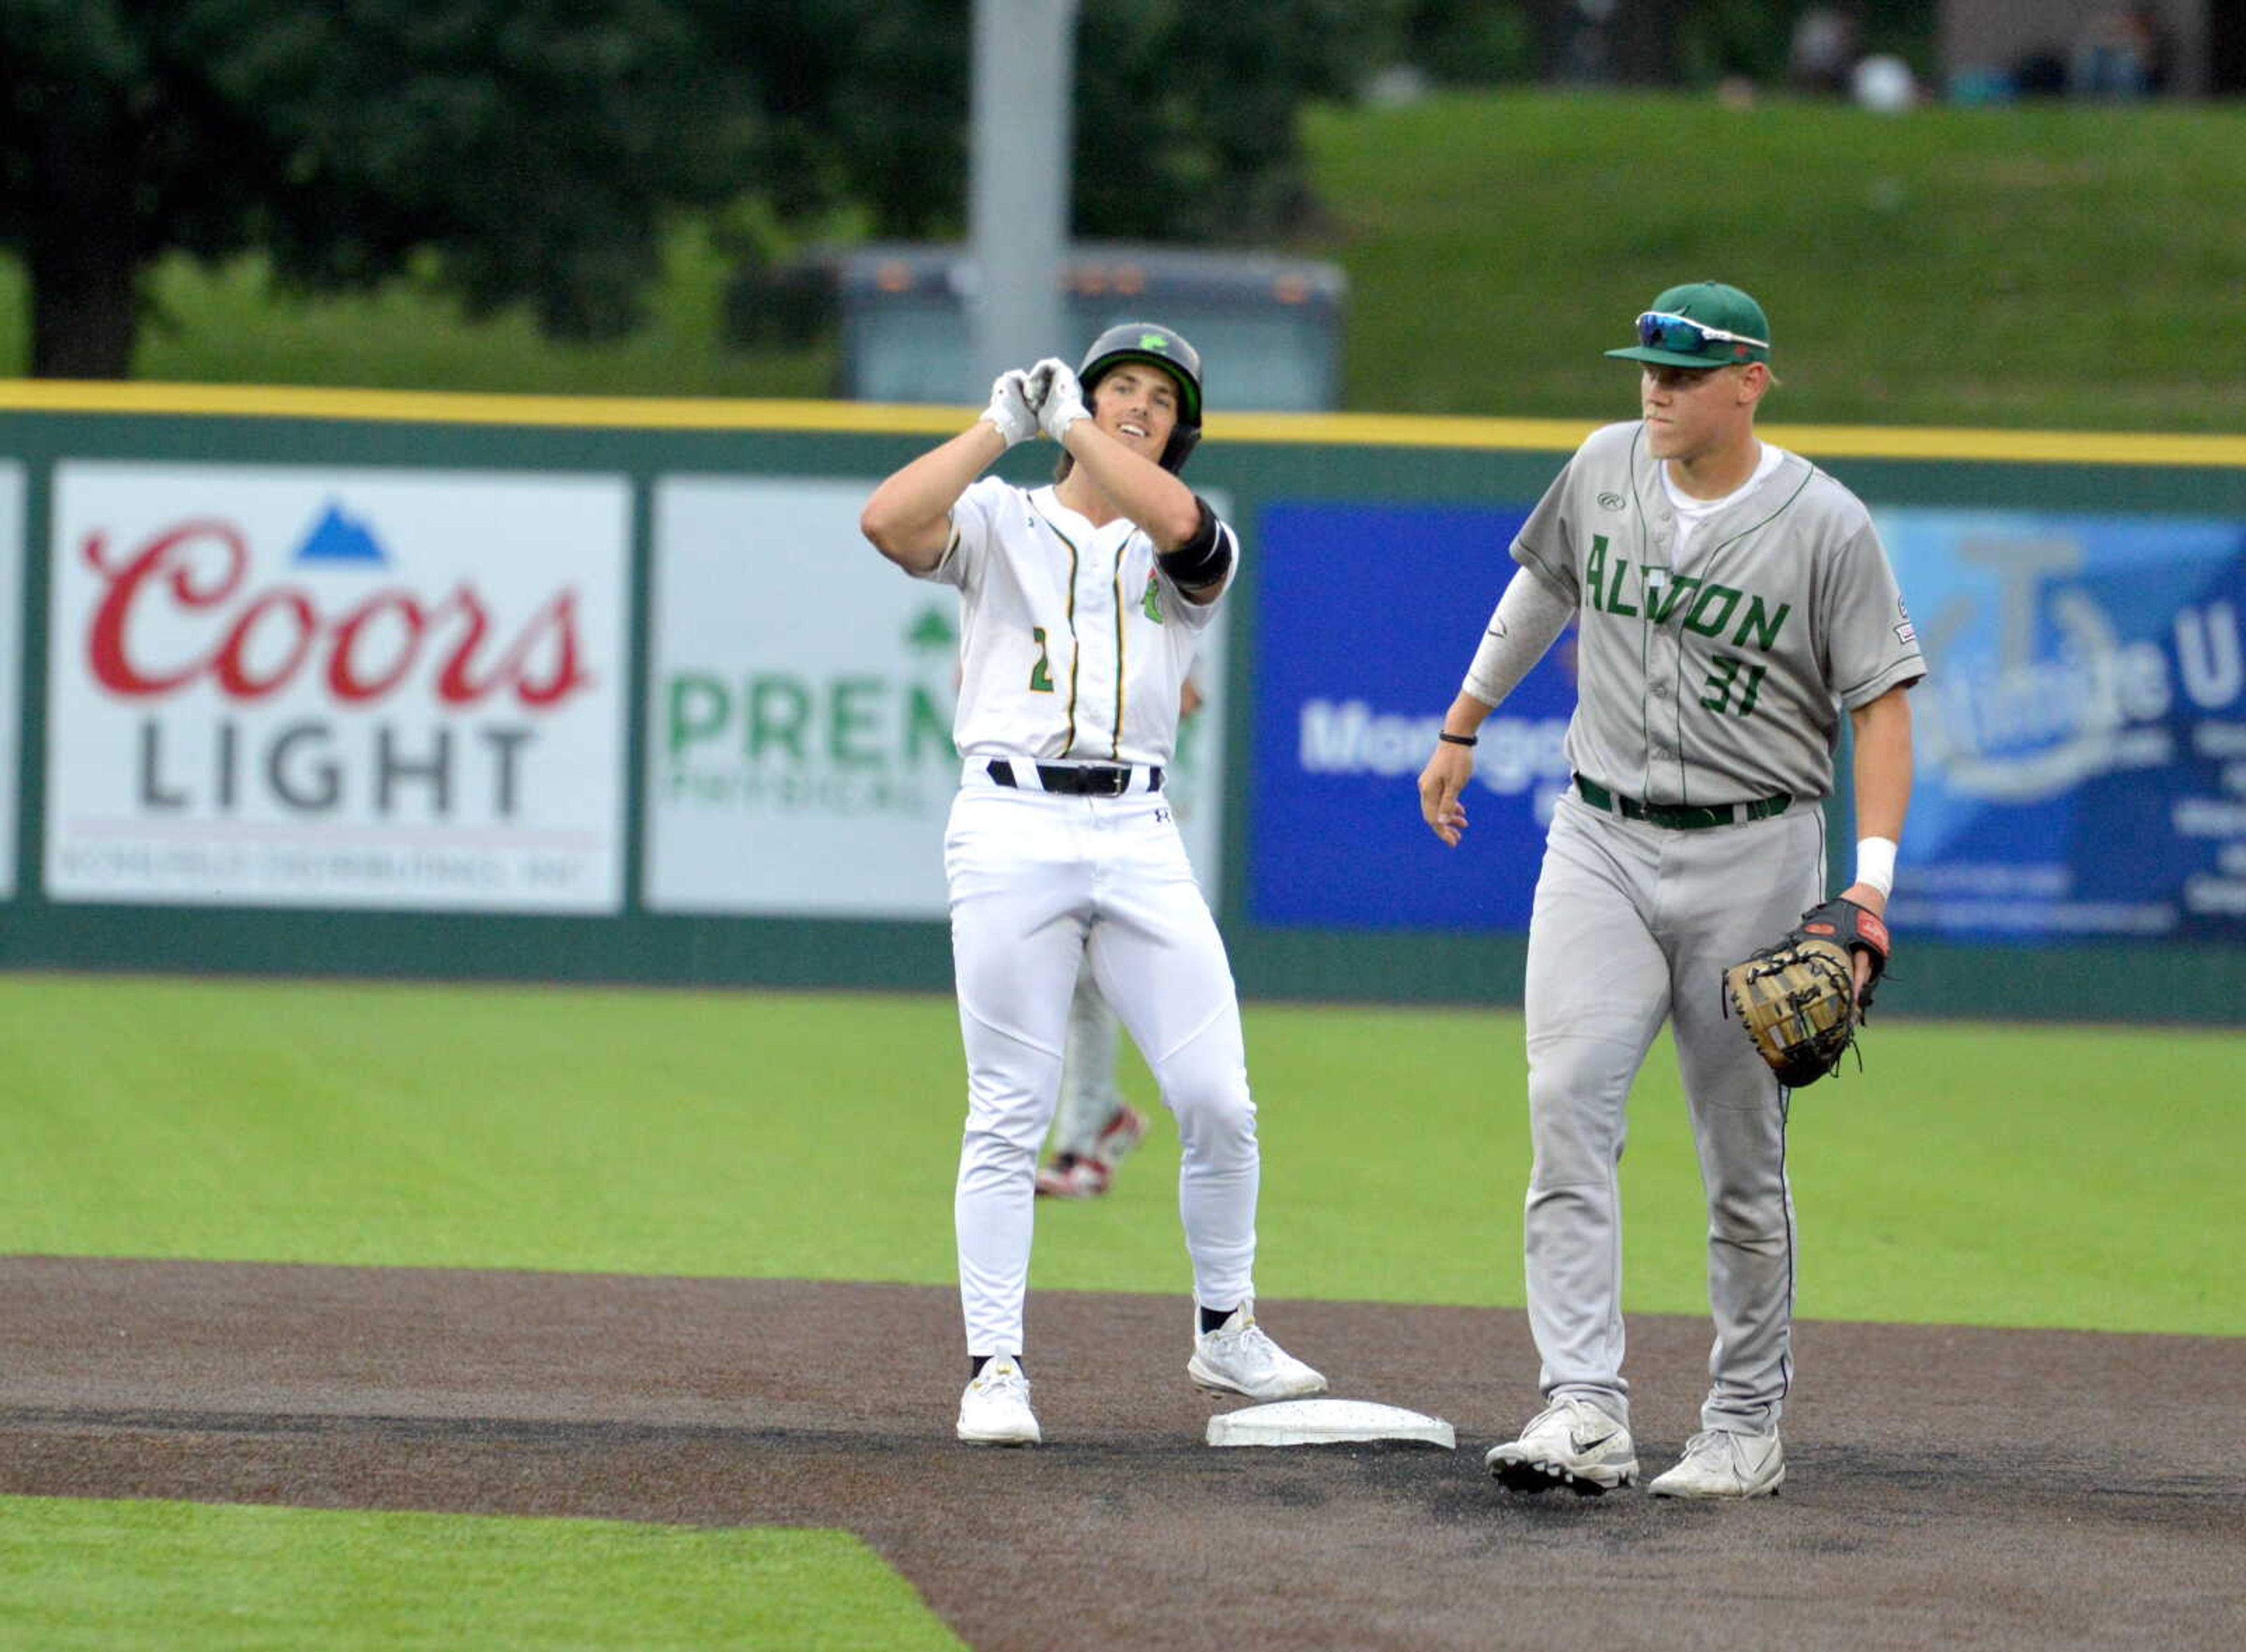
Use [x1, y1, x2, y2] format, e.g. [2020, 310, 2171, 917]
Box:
[981, 368, 1039, 449]
[1028, 357, 1090, 443]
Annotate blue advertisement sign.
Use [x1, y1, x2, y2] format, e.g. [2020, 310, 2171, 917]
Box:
[1251, 501, 1573, 930]
[1880, 508, 2246, 943]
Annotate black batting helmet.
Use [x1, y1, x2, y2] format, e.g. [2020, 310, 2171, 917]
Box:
[1077, 322, 1203, 473]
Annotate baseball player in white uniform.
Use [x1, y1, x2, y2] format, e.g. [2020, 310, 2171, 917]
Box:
[860, 322, 1325, 1446]
[1417, 282, 1924, 1498]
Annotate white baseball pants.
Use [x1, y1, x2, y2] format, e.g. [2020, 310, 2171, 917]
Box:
[944, 770, 1259, 1357]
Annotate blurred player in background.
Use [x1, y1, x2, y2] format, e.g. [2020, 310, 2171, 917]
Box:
[1036, 674, 1204, 1199]
[1032, 961, 1149, 1198]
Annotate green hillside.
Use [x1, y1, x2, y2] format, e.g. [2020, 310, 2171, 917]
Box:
[1301, 91, 2246, 432]
[3, 91, 2240, 431]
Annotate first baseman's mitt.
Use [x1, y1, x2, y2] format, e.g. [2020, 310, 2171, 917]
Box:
[1723, 897, 1891, 1088]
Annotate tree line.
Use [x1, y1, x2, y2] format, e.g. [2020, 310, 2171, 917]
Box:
[1, 1, 1929, 378]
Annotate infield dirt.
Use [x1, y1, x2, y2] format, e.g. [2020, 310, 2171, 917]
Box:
[3, 1256, 2240, 1651]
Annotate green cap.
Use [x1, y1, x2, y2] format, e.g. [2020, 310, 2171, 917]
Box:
[1605, 281, 1772, 368]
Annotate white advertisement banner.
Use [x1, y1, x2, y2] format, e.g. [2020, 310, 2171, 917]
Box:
[645, 476, 1229, 918]
[46, 463, 630, 912]
[0, 464, 20, 897]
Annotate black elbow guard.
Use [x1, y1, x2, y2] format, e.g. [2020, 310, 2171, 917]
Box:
[1156, 497, 1232, 588]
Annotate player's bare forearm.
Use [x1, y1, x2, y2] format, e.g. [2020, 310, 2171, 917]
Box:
[1848, 687, 1913, 845]
[1842, 685, 1914, 919]
[1417, 691, 1495, 847]
[861, 422, 1008, 572]
[1058, 420, 1201, 550]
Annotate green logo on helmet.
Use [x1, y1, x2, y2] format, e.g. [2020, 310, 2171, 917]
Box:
[1138, 333, 1170, 351]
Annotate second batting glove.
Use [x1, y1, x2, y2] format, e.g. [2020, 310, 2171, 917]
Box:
[1028, 358, 1090, 443]
[982, 368, 1039, 449]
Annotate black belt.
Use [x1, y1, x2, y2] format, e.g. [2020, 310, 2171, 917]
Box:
[987, 760, 1162, 797]
[1575, 774, 1790, 830]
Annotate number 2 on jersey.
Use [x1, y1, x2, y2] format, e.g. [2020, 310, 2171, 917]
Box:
[1028, 626, 1056, 692]
[1699, 654, 1767, 716]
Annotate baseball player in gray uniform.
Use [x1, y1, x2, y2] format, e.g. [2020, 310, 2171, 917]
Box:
[860, 322, 1325, 1446]
[1417, 281, 1923, 1498]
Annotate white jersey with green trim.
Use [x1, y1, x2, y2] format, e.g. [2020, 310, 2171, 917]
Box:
[1511, 420, 1924, 807]
[924, 476, 1234, 767]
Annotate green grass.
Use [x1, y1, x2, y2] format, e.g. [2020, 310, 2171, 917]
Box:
[3, 974, 2238, 1335]
[2, 94, 2239, 430]
[1300, 91, 2246, 431]
[0, 1496, 963, 1652]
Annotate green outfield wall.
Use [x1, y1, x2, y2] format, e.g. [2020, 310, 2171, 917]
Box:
[2, 384, 2240, 1023]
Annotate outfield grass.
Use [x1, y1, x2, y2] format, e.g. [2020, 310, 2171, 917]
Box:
[2, 94, 2237, 432]
[4, 974, 2237, 1336]
[0, 1496, 962, 1652]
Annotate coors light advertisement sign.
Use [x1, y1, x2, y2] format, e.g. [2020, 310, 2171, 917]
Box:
[46, 463, 631, 912]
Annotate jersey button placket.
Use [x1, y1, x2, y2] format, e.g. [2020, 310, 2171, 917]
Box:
[1645, 619, 1682, 788]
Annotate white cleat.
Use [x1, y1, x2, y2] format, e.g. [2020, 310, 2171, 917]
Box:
[1187, 1306, 1327, 1401]
[1648, 1428, 1785, 1499]
[956, 1356, 1041, 1446]
[1484, 1395, 1639, 1495]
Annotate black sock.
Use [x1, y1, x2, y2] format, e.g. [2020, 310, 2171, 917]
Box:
[1198, 1305, 1237, 1335]
[970, 1354, 1024, 1378]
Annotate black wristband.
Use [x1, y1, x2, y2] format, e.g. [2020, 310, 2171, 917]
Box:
[1156, 496, 1231, 589]
[1438, 731, 1478, 747]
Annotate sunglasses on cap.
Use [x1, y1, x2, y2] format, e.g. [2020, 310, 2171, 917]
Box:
[1635, 311, 1769, 357]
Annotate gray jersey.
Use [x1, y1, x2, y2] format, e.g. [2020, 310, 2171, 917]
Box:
[1511, 421, 1924, 806]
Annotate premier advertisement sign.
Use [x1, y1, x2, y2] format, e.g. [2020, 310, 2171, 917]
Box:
[45, 463, 631, 912]
[645, 475, 1228, 918]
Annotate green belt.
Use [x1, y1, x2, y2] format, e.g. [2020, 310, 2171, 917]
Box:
[1574, 774, 1792, 831]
